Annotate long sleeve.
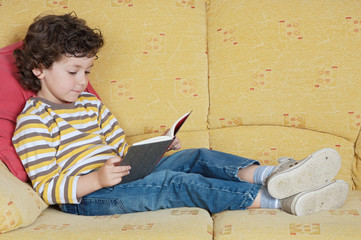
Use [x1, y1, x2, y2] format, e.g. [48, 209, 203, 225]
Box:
[98, 102, 129, 158]
[12, 112, 80, 205]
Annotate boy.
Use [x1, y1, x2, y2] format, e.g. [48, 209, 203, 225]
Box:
[12, 12, 349, 216]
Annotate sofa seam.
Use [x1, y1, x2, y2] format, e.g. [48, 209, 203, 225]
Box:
[205, 0, 211, 151]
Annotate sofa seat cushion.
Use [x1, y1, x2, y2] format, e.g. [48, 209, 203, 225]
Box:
[212, 190, 361, 239]
[209, 126, 355, 188]
[0, 206, 213, 240]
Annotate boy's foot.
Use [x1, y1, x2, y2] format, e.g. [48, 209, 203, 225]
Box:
[267, 148, 341, 199]
[281, 180, 349, 216]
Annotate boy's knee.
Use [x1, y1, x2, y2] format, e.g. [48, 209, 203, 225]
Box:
[191, 148, 210, 157]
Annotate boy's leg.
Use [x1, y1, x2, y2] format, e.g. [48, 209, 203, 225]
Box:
[156, 148, 310, 188]
[154, 148, 260, 182]
[157, 148, 342, 198]
[61, 169, 261, 216]
[249, 187, 281, 209]
[156, 148, 341, 197]
[238, 164, 275, 185]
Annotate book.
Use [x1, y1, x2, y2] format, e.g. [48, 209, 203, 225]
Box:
[120, 111, 192, 183]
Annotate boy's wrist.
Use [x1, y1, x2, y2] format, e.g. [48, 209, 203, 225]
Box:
[76, 171, 103, 199]
[91, 170, 104, 190]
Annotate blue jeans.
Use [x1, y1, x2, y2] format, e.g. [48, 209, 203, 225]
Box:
[60, 148, 261, 216]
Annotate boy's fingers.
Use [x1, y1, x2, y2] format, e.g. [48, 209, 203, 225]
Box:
[107, 157, 121, 165]
[115, 165, 131, 172]
[169, 137, 181, 150]
[122, 169, 130, 176]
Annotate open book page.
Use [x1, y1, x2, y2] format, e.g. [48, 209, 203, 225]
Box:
[132, 136, 173, 146]
[165, 111, 192, 138]
[132, 111, 192, 146]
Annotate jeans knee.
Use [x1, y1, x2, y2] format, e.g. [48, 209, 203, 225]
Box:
[195, 148, 211, 155]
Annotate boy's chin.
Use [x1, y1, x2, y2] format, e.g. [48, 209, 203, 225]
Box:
[65, 92, 83, 103]
[61, 96, 78, 104]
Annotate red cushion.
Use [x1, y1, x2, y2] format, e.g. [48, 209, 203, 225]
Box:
[0, 42, 100, 182]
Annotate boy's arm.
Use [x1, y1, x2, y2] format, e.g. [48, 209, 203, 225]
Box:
[98, 102, 129, 157]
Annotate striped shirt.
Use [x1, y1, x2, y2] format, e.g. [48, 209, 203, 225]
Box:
[12, 92, 128, 205]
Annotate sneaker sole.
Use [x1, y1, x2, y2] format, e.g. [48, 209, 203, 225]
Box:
[267, 148, 341, 199]
[292, 180, 349, 216]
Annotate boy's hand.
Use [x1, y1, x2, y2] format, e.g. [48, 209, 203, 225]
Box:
[96, 157, 131, 188]
[169, 137, 181, 151]
[162, 129, 181, 151]
[76, 157, 130, 199]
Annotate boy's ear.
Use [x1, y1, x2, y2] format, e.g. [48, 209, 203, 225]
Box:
[32, 68, 45, 80]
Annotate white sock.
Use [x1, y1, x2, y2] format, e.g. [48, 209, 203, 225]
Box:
[260, 187, 281, 209]
[253, 165, 275, 185]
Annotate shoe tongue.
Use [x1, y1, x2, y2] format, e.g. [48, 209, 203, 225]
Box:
[278, 157, 296, 164]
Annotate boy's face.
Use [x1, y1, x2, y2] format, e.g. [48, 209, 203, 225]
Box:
[33, 55, 95, 104]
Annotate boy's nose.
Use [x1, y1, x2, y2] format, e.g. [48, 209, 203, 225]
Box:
[78, 73, 88, 84]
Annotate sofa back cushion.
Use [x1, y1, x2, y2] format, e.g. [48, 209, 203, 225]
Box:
[89, 0, 209, 138]
[206, 0, 361, 189]
[207, 0, 361, 142]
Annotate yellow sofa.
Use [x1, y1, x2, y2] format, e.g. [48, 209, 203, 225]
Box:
[1, 0, 361, 239]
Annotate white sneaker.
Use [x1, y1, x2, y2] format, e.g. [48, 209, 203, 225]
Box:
[281, 180, 349, 216]
[267, 148, 341, 199]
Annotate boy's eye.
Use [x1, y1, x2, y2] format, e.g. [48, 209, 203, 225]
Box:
[68, 71, 91, 75]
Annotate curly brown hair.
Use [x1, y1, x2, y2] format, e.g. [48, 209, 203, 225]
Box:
[13, 12, 104, 92]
